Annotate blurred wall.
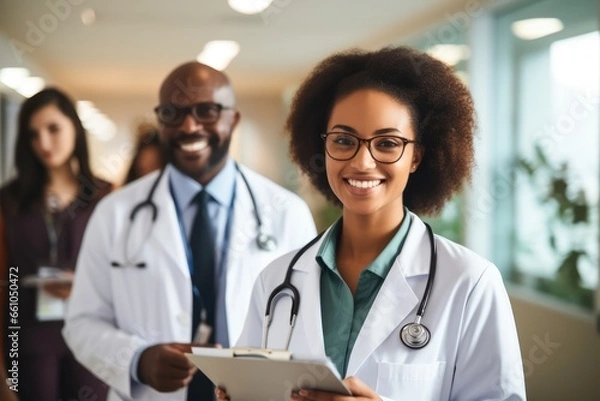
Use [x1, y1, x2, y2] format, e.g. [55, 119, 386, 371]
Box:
[510, 288, 600, 401]
[84, 94, 156, 185]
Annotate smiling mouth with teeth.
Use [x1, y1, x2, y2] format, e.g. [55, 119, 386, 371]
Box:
[178, 138, 209, 152]
[347, 179, 382, 188]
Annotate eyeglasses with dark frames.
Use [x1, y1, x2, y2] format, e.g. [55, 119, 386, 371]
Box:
[154, 102, 234, 126]
[321, 131, 417, 164]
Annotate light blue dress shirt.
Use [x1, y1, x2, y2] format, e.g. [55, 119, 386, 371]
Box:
[169, 157, 236, 348]
[131, 158, 237, 383]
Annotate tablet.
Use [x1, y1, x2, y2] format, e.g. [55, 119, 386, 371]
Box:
[186, 347, 351, 400]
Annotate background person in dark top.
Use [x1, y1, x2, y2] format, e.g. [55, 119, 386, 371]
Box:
[0, 87, 111, 401]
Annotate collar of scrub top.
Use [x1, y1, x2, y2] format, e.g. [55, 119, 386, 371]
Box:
[315, 209, 413, 278]
[169, 158, 237, 289]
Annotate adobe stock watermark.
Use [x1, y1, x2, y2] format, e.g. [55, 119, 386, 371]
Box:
[281, 362, 335, 399]
[522, 332, 561, 377]
[10, 0, 87, 64]
[464, 168, 513, 224]
[535, 90, 599, 155]
[63, 385, 102, 401]
[93, 342, 139, 386]
[260, 0, 296, 25]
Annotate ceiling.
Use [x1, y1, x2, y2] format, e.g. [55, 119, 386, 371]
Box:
[0, 0, 472, 100]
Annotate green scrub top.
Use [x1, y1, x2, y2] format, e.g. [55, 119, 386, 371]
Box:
[316, 210, 412, 376]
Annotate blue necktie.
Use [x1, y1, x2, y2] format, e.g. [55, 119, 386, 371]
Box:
[188, 189, 216, 400]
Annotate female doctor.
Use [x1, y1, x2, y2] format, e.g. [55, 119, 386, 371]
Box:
[219, 46, 526, 400]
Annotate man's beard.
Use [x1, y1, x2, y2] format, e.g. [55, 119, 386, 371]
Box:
[164, 134, 231, 179]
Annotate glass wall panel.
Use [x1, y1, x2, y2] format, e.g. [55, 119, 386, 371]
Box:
[494, 0, 599, 308]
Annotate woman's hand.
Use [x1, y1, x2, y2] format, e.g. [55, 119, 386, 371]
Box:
[42, 270, 75, 300]
[41, 270, 74, 299]
[290, 376, 381, 401]
[42, 282, 72, 299]
[214, 375, 381, 401]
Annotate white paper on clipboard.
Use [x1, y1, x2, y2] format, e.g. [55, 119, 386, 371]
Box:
[186, 347, 351, 400]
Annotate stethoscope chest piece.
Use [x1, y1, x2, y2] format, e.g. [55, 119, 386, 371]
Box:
[400, 322, 431, 349]
[257, 233, 277, 251]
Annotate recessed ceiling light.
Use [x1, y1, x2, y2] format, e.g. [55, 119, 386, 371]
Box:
[228, 0, 274, 15]
[0, 67, 30, 89]
[77, 100, 116, 141]
[0, 68, 46, 98]
[511, 18, 564, 40]
[77, 101, 98, 121]
[16, 76, 45, 98]
[81, 8, 96, 26]
[197, 40, 240, 71]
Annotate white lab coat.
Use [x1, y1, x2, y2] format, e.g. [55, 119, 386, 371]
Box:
[237, 214, 527, 401]
[63, 164, 317, 401]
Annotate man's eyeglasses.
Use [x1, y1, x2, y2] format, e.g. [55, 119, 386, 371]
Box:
[321, 131, 416, 164]
[154, 102, 234, 127]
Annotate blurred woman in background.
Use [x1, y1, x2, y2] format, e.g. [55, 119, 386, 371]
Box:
[124, 122, 166, 184]
[0, 87, 111, 401]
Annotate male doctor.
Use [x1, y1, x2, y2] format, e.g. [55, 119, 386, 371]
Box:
[63, 62, 316, 401]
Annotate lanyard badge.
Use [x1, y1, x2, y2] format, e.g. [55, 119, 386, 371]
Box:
[194, 309, 213, 344]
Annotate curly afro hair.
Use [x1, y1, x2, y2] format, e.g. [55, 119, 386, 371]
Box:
[286, 46, 475, 216]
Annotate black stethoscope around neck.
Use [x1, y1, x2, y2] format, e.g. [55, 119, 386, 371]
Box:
[262, 221, 437, 351]
[110, 163, 277, 269]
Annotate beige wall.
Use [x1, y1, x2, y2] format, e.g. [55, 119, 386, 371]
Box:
[509, 287, 600, 401]
[82, 94, 156, 185]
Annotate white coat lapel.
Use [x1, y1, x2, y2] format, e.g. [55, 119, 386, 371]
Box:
[294, 236, 328, 359]
[346, 216, 430, 375]
[149, 166, 190, 278]
[224, 172, 258, 342]
[225, 171, 255, 269]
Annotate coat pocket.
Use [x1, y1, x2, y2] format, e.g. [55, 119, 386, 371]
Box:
[376, 361, 446, 400]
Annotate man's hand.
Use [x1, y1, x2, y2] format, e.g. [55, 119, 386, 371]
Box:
[137, 343, 197, 392]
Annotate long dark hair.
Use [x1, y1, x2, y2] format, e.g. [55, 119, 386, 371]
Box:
[3, 87, 97, 212]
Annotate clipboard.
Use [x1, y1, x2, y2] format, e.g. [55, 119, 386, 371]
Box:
[22, 275, 73, 287]
[186, 347, 351, 400]
[22, 267, 73, 288]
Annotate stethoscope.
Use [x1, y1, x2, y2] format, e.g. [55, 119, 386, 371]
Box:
[262, 221, 437, 351]
[110, 163, 277, 268]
